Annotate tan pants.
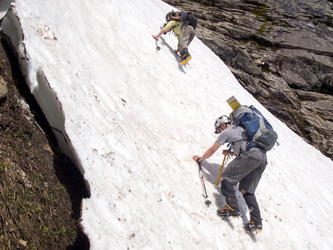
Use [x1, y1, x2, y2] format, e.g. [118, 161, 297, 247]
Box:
[178, 25, 196, 55]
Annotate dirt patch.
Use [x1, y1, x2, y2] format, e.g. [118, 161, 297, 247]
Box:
[0, 38, 90, 249]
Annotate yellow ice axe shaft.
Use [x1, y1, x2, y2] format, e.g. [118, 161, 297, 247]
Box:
[216, 154, 227, 186]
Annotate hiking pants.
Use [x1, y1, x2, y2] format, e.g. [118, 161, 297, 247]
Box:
[221, 147, 267, 194]
[244, 192, 262, 225]
[221, 147, 267, 223]
[178, 25, 196, 56]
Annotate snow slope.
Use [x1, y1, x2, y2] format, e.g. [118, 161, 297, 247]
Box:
[1, 0, 333, 249]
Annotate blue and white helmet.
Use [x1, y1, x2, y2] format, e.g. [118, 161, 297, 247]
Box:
[214, 115, 230, 134]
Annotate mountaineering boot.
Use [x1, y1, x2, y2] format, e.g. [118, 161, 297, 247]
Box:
[180, 53, 191, 65]
[243, 220, 262, 233]
[217, 205, 240, 218]
[180, 48, 191, 65]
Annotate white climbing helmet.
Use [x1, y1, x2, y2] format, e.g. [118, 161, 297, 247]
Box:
[214, 115, 230, 134]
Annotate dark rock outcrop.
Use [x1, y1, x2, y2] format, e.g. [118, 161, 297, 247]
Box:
[163, 0, 333, 159]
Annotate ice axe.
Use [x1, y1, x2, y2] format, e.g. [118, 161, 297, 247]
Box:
[215, 154, 227, 186]
[215, 145, 232, 186]
[155, 38, 161, 51]
[196, 160, 212, 207]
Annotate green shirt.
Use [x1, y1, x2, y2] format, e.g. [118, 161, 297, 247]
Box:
[163, 20, 182, 39]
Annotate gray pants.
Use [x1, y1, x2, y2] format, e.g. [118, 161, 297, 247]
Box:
[178, 25, 196, 55]
[221, 148, 267, 194]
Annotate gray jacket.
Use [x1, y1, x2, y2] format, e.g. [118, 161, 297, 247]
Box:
[215, 124, 245, 156]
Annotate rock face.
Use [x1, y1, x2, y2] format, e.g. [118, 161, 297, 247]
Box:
[0, 76, 8, 100]
[163, 0, 333, 159]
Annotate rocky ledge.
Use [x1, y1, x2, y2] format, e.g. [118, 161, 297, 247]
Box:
[163, 0, 333, 159]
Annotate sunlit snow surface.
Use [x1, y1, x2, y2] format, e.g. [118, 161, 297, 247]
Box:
[1, 0, 332, 249]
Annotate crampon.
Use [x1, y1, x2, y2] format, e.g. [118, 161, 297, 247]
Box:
[243, 220, 262, 234]
[216, 205, 240, 218]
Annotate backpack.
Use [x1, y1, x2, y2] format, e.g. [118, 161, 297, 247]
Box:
[182, 12, 197, 29]
[229, 105, 278, 152]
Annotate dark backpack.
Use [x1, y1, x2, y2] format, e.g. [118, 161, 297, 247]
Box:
[230, 105, 278, 151]
[182, 12, 197, 29]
